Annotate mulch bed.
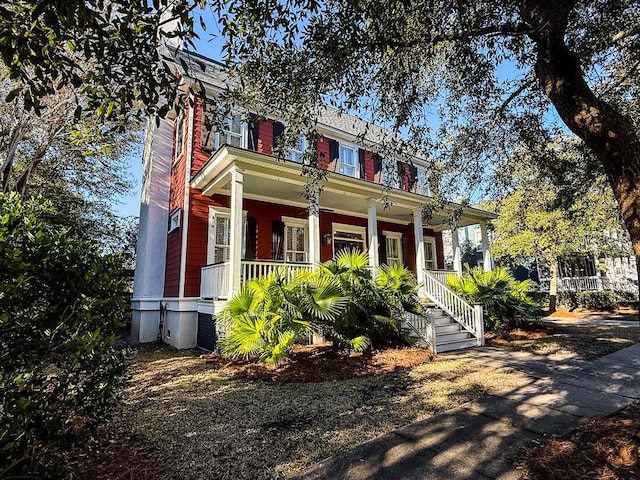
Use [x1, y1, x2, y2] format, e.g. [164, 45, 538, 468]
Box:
[485, 322, 556, 344]
[200, 343, 436, 383]
[521, 402, 640, 480]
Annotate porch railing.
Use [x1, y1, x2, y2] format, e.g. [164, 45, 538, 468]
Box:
[200, 262, 230, 299]
[428, 269, 457, 285]
[201, 260, 314, 299]
[423, 269, 484, 344]
[242, 260, 313, 283]
[539, 276, 638, 293]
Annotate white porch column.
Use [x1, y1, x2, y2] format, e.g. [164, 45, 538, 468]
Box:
[452, 227, 463, 274]
[308, 188, 321, 266]
[480, 221, 493, 272]
[228, 167, 244, 296]
[367, 200, 379, 270]
[413, 207, 426, 293]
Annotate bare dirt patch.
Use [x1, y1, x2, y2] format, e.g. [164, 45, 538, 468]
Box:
[521, 401, 640, 480]
[201, 343, 436, 383]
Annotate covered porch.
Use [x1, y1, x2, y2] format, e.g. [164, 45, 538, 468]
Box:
[191, 146, 496, 301]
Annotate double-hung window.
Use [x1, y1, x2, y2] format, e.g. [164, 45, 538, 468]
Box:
[283, 217, 308, 263]
[424, 237, 437, 270]
[286, 134, 308, 164]
[208, 208, 231, 264]
[384, 231, 403, 265]
[382, 158, 399, 188]
[417, 166, 430, 196]
[202, 112, 248, 151]
[339, 144, 358, 177]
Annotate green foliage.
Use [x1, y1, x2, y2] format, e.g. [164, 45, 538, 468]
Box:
[220, 268, 349, 363]
[576, 291, 618, 311]
[447, 267, 540, 332]
[613, 290, 639, 304]
[0, 193, 128, 478]
[319, 250, 421, 351]
[557, 291, 579, 310]
[221, 250, 421, 362]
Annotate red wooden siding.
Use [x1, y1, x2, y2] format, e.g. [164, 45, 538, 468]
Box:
[164, 230, 182, 297]
[191, 97, 211, 176]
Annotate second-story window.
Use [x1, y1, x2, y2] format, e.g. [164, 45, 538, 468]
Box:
[202, 111, 248, 152]
[218, 115, 246, 149]
[339, 144, 358, 177]
[417, 166, 430, 195]
[382, 158, 399, 188]
[286, 134, 308, 163]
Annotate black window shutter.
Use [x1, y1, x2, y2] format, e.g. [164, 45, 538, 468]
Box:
[359, 148, 366, 178]
[329, 139, 339, 169]
[379, 234, 388, 265]
[373, 153, 382, 176]
[401, 236, 408, 266]
[272, 220, 285, 260]
[409, 165, 418, 190]
[245, 217, 257, 260]
[397, 161, 405, 188]
[248, 114, 260, 151]
[273, 121, 285, 150]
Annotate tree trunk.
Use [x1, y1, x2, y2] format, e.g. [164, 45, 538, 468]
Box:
[548, 259, 558, 313]
[521, 1, 640, 306]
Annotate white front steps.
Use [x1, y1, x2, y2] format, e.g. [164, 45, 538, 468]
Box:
[403, 303, 479, 353]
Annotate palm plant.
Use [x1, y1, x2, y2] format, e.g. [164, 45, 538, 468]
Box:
[447, 267, 539, 332]
[220, 268, 348, 363]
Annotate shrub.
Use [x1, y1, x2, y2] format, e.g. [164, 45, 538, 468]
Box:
[576, 290, 618, 310]
[0, 193, 128, 478]
[319, 250, 421, 351]
[447, 267, 540, 332]
[221, 250, 421, 362]
[557, 291, 579, 310]
[613, 290, 639, 304]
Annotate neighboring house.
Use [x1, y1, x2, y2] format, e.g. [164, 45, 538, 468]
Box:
[131, 51, 496, 352]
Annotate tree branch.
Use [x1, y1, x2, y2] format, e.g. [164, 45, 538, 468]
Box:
[611, 25, 640, 44]
[492, 77, 537, 124]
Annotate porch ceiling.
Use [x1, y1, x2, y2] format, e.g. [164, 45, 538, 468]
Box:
[190, 146, 496, 230]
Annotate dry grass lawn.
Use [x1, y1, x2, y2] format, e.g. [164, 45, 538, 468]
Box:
[111, 346, 529, 480]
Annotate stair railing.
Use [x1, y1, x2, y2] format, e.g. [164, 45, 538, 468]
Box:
[423, 270, 484, 346]
[403, 310, 436, 352]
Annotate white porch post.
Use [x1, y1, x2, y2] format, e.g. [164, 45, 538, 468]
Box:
[309, 189, 321, 266]
[228, 166, 244, 296]
[367, 200, 379, 270]
[413, 207, 426, 294]
[480, 221, 493, 272]
[452, 227, 463, 274]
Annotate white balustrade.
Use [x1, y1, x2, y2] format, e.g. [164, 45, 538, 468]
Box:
[200, 263, 231, 299]
[538, 276, 638, 293]
[241, 261, 313, 283]
[423, 269, 481, 338]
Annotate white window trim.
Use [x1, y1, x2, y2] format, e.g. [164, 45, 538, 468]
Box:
[282, 216, 309, 263]
[332, 223, 367, 252]
[286, 134, 309, 164]
[382, 157, 399, 188]
[338, 143, 360, 178]
[214, 114, 248, 150]
[207, 206, 247, 264]
[417, 166, 430, 196]
[383, 230, 403, 265]
[424, 236, 437, 270]
[174, 113, 185, 161]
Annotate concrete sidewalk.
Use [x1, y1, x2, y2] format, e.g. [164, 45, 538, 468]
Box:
[288, 344, 640, 480]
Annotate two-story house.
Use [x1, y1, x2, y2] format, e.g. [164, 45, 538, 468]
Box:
[131, 51, 496, 352]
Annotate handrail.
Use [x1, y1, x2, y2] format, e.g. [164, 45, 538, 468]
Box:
[423, 269, 481, 340]
[404, 311, 435, 352]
